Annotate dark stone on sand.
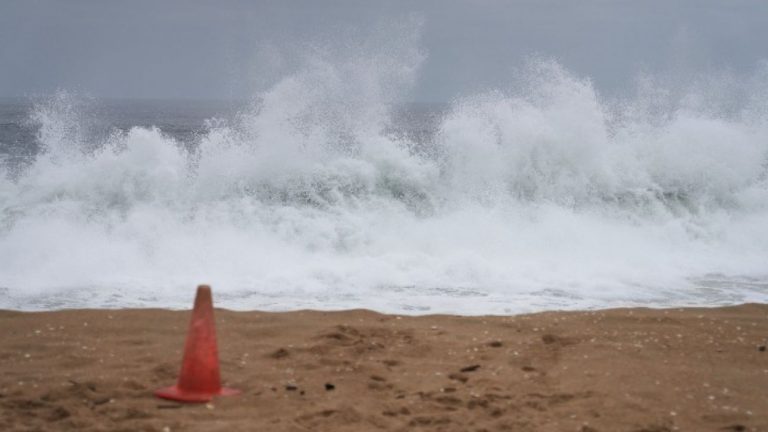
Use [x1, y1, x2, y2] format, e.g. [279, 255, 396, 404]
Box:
[46, 406, 71, 422]
[542, 334, 558, 344]
[448, 373, 469, 383]
[270, 348, 290, 359]
[488, 340, 503, 347]
[460, 364, 480, 373]
[285, 384, 298, 391]
[325, 383, 335, 391]
[758, 345, 766, 352]
[92, 397, 111, 406]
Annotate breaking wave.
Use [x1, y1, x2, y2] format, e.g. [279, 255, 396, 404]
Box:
[1, 38, 767, 313]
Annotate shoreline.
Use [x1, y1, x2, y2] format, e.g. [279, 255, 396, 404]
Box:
[1, 304, 766, 431]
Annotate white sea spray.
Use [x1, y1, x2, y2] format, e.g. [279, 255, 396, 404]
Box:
[1, 41, 767, 313]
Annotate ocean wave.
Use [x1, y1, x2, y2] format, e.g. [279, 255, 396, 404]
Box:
[1, 50, 767, 313]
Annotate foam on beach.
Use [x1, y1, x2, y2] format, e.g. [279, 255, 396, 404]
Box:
[1, 33, 767, 313]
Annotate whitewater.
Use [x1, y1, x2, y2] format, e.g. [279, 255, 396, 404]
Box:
[1, 48, 767, 313]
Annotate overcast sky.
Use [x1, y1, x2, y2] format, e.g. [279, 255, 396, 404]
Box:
[1, 0, 767, 102]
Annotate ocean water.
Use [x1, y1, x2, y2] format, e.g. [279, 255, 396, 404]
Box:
[1, 57, 768, 314]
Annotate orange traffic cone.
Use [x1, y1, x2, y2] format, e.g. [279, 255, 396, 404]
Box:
[155, 285, 240, 402]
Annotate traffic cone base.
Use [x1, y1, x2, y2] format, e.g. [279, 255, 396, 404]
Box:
[155, 385, 240, 403]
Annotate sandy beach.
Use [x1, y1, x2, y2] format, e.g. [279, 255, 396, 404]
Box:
[1, 304, 766, 431]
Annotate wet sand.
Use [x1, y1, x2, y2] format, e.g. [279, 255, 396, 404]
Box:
[1, 304, 767, 431]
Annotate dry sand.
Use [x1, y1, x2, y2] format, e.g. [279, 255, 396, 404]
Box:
[1, 304, 767, 431]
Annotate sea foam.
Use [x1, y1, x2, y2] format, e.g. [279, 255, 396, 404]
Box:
[1, 46, 767, 313]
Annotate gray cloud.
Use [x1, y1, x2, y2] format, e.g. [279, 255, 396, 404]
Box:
[1, 0, 767, 102]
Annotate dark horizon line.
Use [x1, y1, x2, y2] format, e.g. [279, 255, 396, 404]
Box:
[0, 94, 450, 106]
